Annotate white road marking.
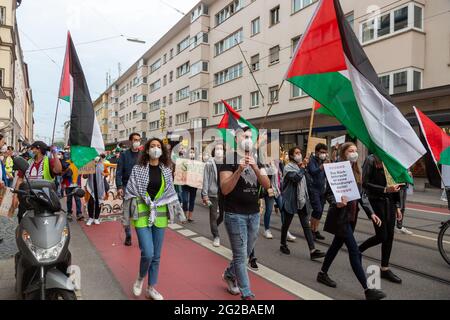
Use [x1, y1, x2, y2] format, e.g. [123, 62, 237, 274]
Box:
[406, 207, 450, 216]
[190, 235, 332, 300]
[168, 223, 183, 230]
[176, 229, 198, 237]
[410, 233, 450, 245]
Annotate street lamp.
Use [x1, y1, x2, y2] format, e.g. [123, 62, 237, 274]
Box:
[126, 38, 146, 44]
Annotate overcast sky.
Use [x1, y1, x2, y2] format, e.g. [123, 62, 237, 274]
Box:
[17, 0, 199, 143]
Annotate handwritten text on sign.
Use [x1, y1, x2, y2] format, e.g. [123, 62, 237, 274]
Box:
[324, 161, 360, 202]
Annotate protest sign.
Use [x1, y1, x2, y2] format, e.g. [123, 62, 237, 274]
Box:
[78, 160, 96, 175]
[324, 161, 361, 202]
[306, 137, 327, 158]
[174, 159, 205, 189]
[331, 135, 346, 147]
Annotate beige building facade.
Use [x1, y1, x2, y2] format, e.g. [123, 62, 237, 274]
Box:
[0, 0, 34, 149]
[97, 0, 450, 158]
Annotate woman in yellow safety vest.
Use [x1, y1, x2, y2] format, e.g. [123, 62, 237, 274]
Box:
[124, 137, 183, 300]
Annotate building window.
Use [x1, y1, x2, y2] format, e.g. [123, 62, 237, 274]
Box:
[379, 75, 390, 92]
[176, 112, 189, 125]
[291, 36, 301, 55]
[214, 62, 243, 86]
[177, 36, 190, 54]
[346, 11, 354, 30]
[137, 95, 147, 103]
[190, 61, 209, 77]
[215, 0, 243, 26]
[270, 6, 280, 26]
[150, 59, 161, 73]
[150, 99, 161, 112]
[251, 17, 260, 36]
[250, 54, 259, 72]
[215, 29, 243, 56]
[190, 89, 208, 103]
[0, 68, 4, 87]
[162, 96, 167, 106]
[190, 32, 209, 50]
[163, 54, 167, 64]
[213, 96, 242, 116]
[413, 70, 422, 91]
[0, 7, 5, 25]
[169, 49, 174, 59]
[169, 116, 173, 127]
[132, 110, 137, 119]
[176, 86, 190, 101]
[142, 131, 146, 139]
[133, 94, 138, 103]
[191, 3, 208, 23]
[149, 120, 160, 131]
[169, 93, 173, 105]
[269, 86, 279, 103]
[269, 46, 280, 65]
[250, 91, 260, 108]
[393, 71, 407, 94]
[150, 79, 161, 92]
[177, 61, 190, 77]
[291, 84, 305, 98]
[292, 0, 314, 14]
[142, 113, 147, 120]
[379, 68, 422, 95]
[169, 71, 173, 82]
[191, 118, 208, 129]
[360, 3, 424, 44]
[163, 75, 167, 86]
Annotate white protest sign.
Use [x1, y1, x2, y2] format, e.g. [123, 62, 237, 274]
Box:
[324, 161, 361, 202]
[331, 135, 346, 147]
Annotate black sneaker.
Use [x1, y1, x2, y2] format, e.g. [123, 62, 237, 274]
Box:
[317, 272, 337, 288]
[365, 289, 386, 300]
[76, 215, 84, 221]
[310, 249, 326, 260]
[248, 258, 259, 271]
[0, 238, 3, 244]
[124, 237, 132, 246]
[280, 245, 290, 255]
[381, 269, 402, 284]
[314, 231, 325, 241]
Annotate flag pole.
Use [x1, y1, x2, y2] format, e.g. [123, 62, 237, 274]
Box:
[51, 97, 60, 146]
[308, 101, 316, 142]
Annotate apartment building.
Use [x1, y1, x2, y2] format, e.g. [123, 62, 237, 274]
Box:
[97, 0, 450, 156]
[0, 0, 34, 148]
[93, 93, 109, 144]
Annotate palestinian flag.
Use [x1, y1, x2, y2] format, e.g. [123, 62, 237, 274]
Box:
[285, 0, 425, 183]
[59, 32, 104, 168]
[414, 107, 450, 165]
[218, 100, 258, 148]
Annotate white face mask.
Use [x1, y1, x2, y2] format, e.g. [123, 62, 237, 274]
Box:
[0, 145, 7, 153]
[215, 149, 224, 159]
[241, 138, 253, 152]
[132, 141, 140, 149]
[294, 154, 303, 163]
[203, 154, 210, 161]
[149, 147, 162, 159]
[348, 152, 359, 163]
[319, 153, 327, 161]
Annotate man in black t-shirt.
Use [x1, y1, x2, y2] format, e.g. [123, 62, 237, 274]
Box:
[219, 127, 270, 300]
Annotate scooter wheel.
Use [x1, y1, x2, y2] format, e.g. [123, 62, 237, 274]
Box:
[46, 289, 77, 300]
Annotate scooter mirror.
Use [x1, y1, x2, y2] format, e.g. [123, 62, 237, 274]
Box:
[13, 156, 29, 174]
[73, 188, 85, 198]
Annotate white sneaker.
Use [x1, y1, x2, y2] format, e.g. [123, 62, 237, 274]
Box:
[264, 229, 273, 239]
[213, 237, 220, 247]
[146, 286, 164, 300]
[86, 218, 94, 226]
[132, 277, 144, 296]
[94, 219, 100, 225]
[222, 274, 240, 295]
[287, 231, 296, 242]
[396, 227, 413, 235]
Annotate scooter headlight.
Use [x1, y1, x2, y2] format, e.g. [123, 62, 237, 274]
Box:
[22, 227, 68, 263]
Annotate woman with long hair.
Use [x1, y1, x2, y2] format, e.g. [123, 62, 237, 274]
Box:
[317, 142, 386, 300]
[279, 146, 325, 260]
[125, 137, 185, 300]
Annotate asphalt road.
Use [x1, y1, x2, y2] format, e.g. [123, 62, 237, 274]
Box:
[181, 198, 450, 300]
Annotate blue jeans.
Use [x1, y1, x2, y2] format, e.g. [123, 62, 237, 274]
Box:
[135, 225, 166, 286]
[224, 212, 260, 298]
[182, 185, 197, 212]
[263, 195, 283, 230]
[175, 185, 183, 203]
[66, 187, 82, 216]
[321, 223, 367, 290]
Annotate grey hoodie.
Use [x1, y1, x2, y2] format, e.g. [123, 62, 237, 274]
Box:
[201, 158, 219, 198]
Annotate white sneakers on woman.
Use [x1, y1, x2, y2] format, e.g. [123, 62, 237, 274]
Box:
[86, 218, 94, 226]
[94, 219, 100, 225]
[132, 277, 164, 300]
[287, 232, 296, 242]
[264, 230, 273, 239]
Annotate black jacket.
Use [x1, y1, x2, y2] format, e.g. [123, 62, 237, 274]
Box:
[116, 149, 141, 189]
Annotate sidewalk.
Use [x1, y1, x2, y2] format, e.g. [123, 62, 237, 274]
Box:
[407, 187, 449, 209]
[80, 219, 302, 300]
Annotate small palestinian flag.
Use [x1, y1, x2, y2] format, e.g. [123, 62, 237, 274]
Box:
[285, 0, 425, 183]
[414, 107, 450, 165]
[59, 32, 104, 168]
[218, 100, 258, 148]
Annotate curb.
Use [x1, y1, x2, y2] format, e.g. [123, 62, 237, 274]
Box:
[406, 200, 448, 209]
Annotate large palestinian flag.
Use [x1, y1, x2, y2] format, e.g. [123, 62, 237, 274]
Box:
[59, 32, 104, 168]
[414, 107, 450, 165]
[285, 0, 425, 184]
[218, 100, 258, 148]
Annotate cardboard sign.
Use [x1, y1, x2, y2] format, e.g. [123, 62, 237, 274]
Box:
[331, 135, 346, 147]
[324, 161, 361, 202]
[78, 161, 96, 175]
[174, 159, 205, 189]
[306, 137, 327, 158]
